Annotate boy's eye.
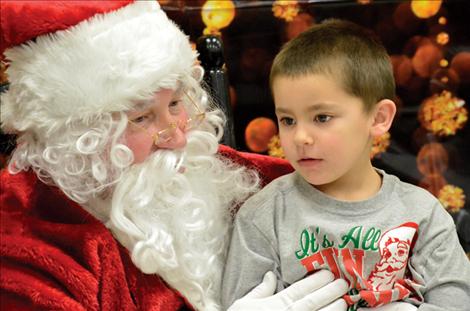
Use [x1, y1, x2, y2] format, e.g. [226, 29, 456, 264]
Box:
[315, 115, 332, 123]
[279, 117, 295, 126]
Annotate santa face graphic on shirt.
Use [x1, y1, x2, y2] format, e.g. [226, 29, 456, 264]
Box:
[368, 225, 417, 291]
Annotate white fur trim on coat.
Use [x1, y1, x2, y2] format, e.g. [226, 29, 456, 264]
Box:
[0, 1, 196, 137]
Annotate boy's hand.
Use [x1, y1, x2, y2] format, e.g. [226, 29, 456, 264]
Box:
[227, 270, 349, 311]
[357, 302, 418, 311]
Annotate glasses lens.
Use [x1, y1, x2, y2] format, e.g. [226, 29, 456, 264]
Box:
[186, 113, 205, 131]
[154, 123, 178, 145]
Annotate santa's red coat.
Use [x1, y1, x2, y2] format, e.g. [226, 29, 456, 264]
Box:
[0, 146, 292, 310]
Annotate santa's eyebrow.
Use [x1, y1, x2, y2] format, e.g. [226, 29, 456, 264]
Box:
[130, 101, 153, 112]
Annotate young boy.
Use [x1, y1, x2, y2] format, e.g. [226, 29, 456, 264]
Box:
[222, 19, 470, 310]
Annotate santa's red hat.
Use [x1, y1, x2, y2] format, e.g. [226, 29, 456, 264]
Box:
[0, 0, 196, 136]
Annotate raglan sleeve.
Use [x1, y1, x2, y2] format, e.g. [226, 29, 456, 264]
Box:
[221, 193, 281, 310]
[409, 201, 470, 311]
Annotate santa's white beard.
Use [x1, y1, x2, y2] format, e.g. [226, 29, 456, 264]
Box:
[100, 130, 258, 310]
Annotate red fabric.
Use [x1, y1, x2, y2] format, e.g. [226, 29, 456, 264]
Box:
[0, 146, 292, 310]
[218, 145, 293, 187]
[0, 0, 134, 54]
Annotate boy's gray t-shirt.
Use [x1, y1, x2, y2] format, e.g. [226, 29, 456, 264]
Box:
[222, 170, 470, 310]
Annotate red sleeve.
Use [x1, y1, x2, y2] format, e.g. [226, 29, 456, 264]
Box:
[218, 144, 294, 186]
[0, 170, 187, 311]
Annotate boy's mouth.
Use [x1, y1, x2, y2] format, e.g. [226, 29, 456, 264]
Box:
[297, 158, 323, 167]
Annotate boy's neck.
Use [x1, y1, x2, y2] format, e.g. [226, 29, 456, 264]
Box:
[314, 162, 382, 202]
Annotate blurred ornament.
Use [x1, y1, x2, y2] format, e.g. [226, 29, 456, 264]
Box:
[412, 43, 443, 78]
[419, 174, 447, 197]
[438, 16, 447, 25]
[438, 184, 466, 214]
[403, 36, 432, 57]
[357, 0, 372, 4]
[411, 0, 442, 19]
[393, 2, 421, 35]
[417, 142, 448, 176]
[272, 0, 299, 22]
[245, 117, 278, 153]
[436, 31, 449, 45]
[390, 55, 413, 87]
[450, 52, 470, 84]
[267, 134, 285, 158]
[201, 0, 235, 36]
[418, 91, 467, 136]
[430, 67, 460, 94]
[284, 12, 314, 41]
[370, 132, 391, 159]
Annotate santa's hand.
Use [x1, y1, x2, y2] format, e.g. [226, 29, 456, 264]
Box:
[227, 270, 349, 311]
[357, 302, 418, 311]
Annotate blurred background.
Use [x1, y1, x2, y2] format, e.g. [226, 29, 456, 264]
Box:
[1, 0, 469, 254]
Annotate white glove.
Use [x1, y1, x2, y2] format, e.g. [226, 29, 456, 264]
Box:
[357, 302, 418, 311]
[227, 270, 349, 311]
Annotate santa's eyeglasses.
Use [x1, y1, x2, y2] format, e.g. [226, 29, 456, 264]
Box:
[127, 92, 205, 146]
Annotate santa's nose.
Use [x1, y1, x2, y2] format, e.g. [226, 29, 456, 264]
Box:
[157, 128, 187, 150]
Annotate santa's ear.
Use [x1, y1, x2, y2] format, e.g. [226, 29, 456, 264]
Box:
[370, 99, 396, 137]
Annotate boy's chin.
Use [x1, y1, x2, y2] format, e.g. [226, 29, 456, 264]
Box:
[295, 168, 333, 186]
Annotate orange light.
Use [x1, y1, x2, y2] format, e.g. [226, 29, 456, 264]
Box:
[418, 91, 468, 136]
[438, 16, 447, 25]
[412, 43, 443, 78]
[285, 12, 314, 40]
[390, 55, 413, 87]
[201, 1, 235, 35]
[245, 117, 278, 153]
[370, 132, 391, 159]
[417, 142, 448, 177]
[439, 184, 466, 214]
[439, 59, 448, 67]
[436, 32, 449, 45]
[272, 0, 299, 22]
[440, 76, 449, 83]
[419, 175, 447, 197]
[450, 52, 470, 83]
[267, 135, 285, 158]
[411, 0, 442, 19]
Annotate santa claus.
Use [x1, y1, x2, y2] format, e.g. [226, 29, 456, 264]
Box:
[0, 1, 350, 310]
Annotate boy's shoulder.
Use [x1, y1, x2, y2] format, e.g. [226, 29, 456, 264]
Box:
[237, 172, 298, 219]
[381, 169, 441, 208]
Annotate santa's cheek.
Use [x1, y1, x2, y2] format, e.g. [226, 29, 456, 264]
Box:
[125, 134, 156, 163]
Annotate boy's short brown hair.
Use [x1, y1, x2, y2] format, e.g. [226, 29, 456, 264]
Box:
[270, 19, 395, 111]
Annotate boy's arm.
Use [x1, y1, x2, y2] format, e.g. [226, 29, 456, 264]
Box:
[410, 202, 470, 310]
[221, 201, 281, 309]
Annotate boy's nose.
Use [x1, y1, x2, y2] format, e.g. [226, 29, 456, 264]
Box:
[293, 126, 314, 145]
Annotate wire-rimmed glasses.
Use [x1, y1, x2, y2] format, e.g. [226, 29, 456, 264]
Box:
[127, 91, 205, 146]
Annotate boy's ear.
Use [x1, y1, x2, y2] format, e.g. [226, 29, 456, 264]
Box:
[370, 99, 396, 137]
